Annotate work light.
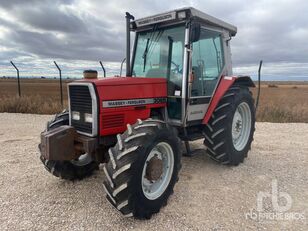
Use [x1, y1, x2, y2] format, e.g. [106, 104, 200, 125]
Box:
[177, 11, 186, 19]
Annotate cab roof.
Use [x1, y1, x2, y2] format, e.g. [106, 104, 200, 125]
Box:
[132, 7, 237, 36]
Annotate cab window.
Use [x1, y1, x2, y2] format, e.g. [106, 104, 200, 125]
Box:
[132, 26, 185, 96]
[191, 29, 224, 97]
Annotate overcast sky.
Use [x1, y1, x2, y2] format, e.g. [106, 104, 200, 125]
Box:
[0, 0, 307, 79]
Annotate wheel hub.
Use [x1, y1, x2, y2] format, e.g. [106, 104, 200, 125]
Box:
[232, 111, 243, 140]
[141, 142, 174, 200]
[235, 120, 242, 132]
[145, 155, 163, 182]
[231, 102, 252, 151]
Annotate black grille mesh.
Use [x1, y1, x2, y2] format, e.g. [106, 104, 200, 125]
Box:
[69, 85, 93, 134]
[102, 114, 125, 129]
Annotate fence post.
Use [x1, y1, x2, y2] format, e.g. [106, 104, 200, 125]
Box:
[256, 60, 263, 110]
[10, 61, 21, 97]
[99, 61, 106, 77]
[54, 61, 63, 107]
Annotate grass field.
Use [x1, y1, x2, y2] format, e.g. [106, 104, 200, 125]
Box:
[0, 78, 70, 114]
[1, 78, 308, 122]
[251, 83, 308, 122]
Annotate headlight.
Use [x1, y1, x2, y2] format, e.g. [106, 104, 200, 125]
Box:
[84, 113, 93, 123]
[72, 111, 80, 120]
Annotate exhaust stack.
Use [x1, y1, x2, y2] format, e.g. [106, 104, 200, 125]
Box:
[125, 12, 135, 77]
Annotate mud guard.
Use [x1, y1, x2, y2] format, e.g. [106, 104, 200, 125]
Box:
[202, 76, 255, 124]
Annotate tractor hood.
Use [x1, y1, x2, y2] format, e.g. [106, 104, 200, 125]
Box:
[83, 76, 166, 87]
[74, 77, 167, 136]
[68, 76, 167, 136]
[77, 76, 167, 101]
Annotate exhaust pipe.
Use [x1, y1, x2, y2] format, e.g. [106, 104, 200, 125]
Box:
[125, 12, 134, 77]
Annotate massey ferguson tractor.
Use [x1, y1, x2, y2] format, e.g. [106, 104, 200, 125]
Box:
[39, 7, 256, 219]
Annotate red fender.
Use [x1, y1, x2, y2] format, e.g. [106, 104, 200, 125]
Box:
[202, 76, 236, 124]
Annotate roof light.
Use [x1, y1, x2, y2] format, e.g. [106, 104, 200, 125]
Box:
[177, 11, 186, 19]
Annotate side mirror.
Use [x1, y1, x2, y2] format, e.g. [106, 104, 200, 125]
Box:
[190, 23, 201, 43]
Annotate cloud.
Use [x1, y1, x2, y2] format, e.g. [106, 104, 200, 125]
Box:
[0, 0, 74, 9]
[0, 0, 307, 78]
[15, 5, 87, 33]
[7, 28, 123, 61]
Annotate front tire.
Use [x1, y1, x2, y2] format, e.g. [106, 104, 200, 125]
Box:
[103, 118, 181, 219]
[203, 85, 255, 166]
[39, 110, 99, 180]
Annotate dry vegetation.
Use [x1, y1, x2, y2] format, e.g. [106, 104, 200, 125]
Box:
[268, 84, 278, 88]
[0, 78, 69, 114]
[1, 78, 308, 122]
[251, 83, 308, 122]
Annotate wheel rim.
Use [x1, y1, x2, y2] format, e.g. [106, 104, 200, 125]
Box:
[232, 102, 252, 151]
[141, 142, 174, 200]
[70, 153, 93, 166]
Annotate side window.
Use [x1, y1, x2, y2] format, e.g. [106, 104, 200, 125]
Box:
[167, 41, 184, 120]
[169, 41, 183, 93]
[171, 41, 183, 74]
[191, 29, 224, 97]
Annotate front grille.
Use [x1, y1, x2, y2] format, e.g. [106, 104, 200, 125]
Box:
[102, 114, 125, 129]
[69, 85, 93, 134]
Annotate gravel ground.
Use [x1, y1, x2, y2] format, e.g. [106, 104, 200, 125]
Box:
[0, 113, 307, 230]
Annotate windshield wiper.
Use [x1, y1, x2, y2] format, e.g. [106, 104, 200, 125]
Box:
[142, 27, 164, 72]
[142, 38, 150, 72]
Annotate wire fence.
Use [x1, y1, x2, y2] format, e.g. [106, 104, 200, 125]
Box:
[0, 60, 126, 107]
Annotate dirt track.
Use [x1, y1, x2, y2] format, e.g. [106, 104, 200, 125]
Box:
[0, 113, 307, 230]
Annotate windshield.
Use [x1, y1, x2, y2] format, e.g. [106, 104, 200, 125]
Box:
[132, 25, 185, 92]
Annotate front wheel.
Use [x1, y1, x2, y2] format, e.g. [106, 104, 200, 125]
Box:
[203, 85, 255, 165]
[103, 118, 181, 219]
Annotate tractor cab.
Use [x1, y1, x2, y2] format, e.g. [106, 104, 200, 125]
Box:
[128, 7, 237, 124]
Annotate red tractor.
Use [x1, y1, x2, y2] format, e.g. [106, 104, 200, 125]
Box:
[39, 7, 256, 219]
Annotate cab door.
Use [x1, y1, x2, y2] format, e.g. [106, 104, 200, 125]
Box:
[186, 28, 225, 122]
[167, 40, 185, 120]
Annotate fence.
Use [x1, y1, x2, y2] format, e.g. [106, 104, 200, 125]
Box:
[0, 61, 114, 107]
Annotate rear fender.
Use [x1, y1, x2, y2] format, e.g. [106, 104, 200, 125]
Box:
[202, 76, 255, 124]
[234, 75, 255, 87]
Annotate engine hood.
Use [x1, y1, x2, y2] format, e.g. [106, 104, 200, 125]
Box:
[69, 76, 167, 136]
[77, 76, 166, 86]
[77, 76, 167, 101]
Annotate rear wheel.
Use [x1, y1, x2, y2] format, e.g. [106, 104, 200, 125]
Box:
[103, 118, 181, 219]
[203, 85, 255, 165]
[39, 110, 99, 180]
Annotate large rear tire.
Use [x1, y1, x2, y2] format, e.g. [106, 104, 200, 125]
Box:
[203, 85, 255, 166]
[39, 110, 99, 180]
[103, 118, 181, 219]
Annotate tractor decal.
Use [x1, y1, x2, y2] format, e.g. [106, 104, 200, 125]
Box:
[102, 97, 167, 108]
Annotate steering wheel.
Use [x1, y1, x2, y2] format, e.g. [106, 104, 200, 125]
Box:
[171, 61, 182, 73]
